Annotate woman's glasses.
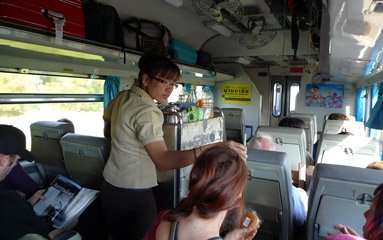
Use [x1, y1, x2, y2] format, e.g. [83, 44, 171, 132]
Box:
[149, 75, 178, 89]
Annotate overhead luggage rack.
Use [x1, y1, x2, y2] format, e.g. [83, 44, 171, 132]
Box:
[0, 25, 234, 81]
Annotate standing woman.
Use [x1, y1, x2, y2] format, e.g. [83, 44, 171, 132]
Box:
[101, 52, 247, 240]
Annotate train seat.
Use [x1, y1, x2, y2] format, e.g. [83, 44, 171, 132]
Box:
[282, 115, 315, 156]
[246, 149, 293, 240]
[30, 120, 74, 184]
[221, 108, 245, 143]
[307, 163, 383, 240]
[319, 149, 379, 168]
[19, 160, 45, 188]
[289, 112, 318, 144]
[316, 134, 380, 164]
[255, 126, 307, 186]
[60, 133, 110, 190]
[322, 119, 365, 136]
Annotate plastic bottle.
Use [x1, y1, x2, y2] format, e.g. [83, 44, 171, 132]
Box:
[201, 86, 214, 119]
[178, 87, 188, 103]
[188, 85, 197, 103]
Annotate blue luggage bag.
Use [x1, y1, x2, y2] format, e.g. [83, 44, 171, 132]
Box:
[167, 38, 197, 65]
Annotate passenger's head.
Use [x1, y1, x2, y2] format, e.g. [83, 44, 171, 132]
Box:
[248, 136, 276, 151]
[328, 113, 349, 121]
[367, 162, 383, 170]
[137, 52, 181, 103]
[165, 146, 248, 224]
[363, 183, 383, 240]
[0, 125, 33, 181]
[338, 131, 354, 136]
[278, 117, 305, 129]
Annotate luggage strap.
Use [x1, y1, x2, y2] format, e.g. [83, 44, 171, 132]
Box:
[42, 9, 66, 41]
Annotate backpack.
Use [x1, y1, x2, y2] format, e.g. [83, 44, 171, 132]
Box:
[82, 0, 124, 46]
[122, 18, 171, 52]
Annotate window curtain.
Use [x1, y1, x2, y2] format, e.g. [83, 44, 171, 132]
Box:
[366, 82, 383, 130]
[355, 87, 366, 122]
[103, 76, 120, 108]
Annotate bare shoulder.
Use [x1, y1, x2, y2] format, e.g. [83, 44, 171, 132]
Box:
[155, 220, 172, 240]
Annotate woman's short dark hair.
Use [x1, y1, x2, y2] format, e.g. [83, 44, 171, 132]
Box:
[137, 52, 180, 87]
[164, 146, 248, 228]
[278, 117, 305, 129]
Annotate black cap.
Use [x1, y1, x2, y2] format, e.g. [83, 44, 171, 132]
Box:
[0, 124, 34, 161]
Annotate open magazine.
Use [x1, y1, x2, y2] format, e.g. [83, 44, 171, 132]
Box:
[33, 175, 99, 229]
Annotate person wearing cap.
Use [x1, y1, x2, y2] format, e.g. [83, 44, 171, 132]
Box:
[0, 124, 75, 240]
[0, 125, 39, 198]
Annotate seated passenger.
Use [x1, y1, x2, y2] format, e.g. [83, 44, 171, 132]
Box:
[367, 161, 383, 170]
[327, 183, 383, 240]
[0, 125, 76, 240]
[338, 131, 354, 135]
[144, 146, 257, 240]
[278, 117, 314, 166]
[0, 162, 39, 198]
[0, 125, 39, 198]
[328, 113, 350, 120]
[279, 117, 306, 129]
[248, 136, 308, 232]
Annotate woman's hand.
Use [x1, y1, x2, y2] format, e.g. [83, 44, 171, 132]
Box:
[28, 189, 45, 205]
[224, 227, 257, 240]
[328, 224, 360, 237]
[217, 141, 248, 161]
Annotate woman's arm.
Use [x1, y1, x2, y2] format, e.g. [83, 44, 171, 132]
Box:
[330, 224, 360, 236]
[144, 140, 247, 171]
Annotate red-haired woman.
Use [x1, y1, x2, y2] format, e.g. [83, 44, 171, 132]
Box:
[327, 183, 383, 240]
[144, 146, 257, 240]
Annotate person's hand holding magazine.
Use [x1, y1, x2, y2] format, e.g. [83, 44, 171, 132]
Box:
[33, 175, 99, 229]
[28, 189, 46, 206]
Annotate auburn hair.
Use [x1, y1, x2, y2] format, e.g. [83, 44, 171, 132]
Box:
[364, 183, 383, 240]
[164, 146, 248, 228]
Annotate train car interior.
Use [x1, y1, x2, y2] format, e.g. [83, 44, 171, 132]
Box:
[0, 0, 383, 239]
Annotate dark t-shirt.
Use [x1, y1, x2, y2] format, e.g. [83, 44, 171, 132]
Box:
[0, 189, 53, 240]
[0, 163, 39, 197]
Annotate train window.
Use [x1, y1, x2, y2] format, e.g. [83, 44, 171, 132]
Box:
[272, 82, 283, 117]
[167, 83, 184, 102]
[289, 83, 300, 112]
[368, 83, 383, 145]
[167, 84, 210, 103]
[356, 87, 367, 122]
[0, 72, 105, 149]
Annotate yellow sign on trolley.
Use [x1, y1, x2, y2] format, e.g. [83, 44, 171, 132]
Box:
[222, 83, 252, 105]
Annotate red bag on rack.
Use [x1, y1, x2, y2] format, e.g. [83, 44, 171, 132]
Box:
[0, 0, 85, 39]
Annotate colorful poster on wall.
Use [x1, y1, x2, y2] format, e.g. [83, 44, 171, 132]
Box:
[305, 84, 344, 108]
[222, 83, 251, 105]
